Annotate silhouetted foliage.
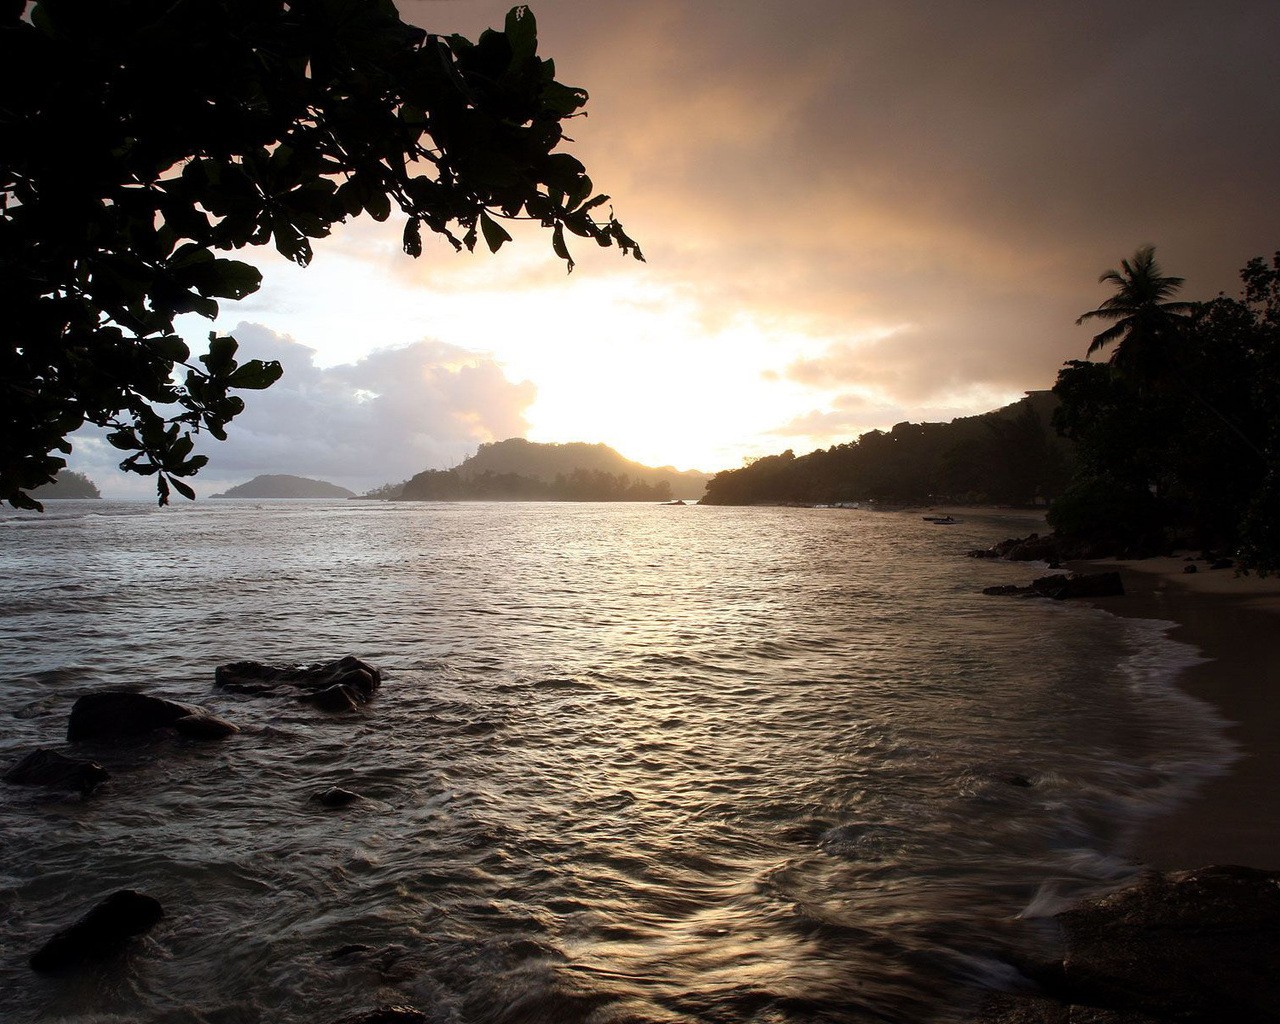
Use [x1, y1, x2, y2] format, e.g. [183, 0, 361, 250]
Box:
[1051, 249, 1280, 571]
[699, 393, 1069, 507]
[1, 1, 640, 511]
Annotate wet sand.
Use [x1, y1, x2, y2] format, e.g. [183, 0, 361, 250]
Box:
[1073, 557, 1280, 871]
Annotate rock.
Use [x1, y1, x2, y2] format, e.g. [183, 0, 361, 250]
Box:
[300, 683, 363, 713]
[983, 584, 1029, 596]
[1030, 572, 1124, 600]
[1184, 563, 1199, 574]
[29, 889, 163, 972]
[215, 656, 382, 710]
[3, 749, 109, 795]
[973, 865, 1280, 1023]
[329, 1007, 428, 1024]
[67, 692, 238, 743]
[316, 786, 360, 808]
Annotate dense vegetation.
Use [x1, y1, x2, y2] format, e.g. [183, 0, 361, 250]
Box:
[2, 2, 638, 511]
[400, 468, 672, 502]
[700, 392, 1070, 507]
[1049, 249, 1280, 572]
[26, 470, 101, 500]
[395, 438, 704, 502]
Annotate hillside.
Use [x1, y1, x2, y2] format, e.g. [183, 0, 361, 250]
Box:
[398, 439, 709, 502]
[28, 470, 101, 499]
[210, 475, 356, 499]
[701, 391, 1071, 507]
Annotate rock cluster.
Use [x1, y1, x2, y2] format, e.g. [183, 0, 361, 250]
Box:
[216, 655, 381, 712]
[983, 571, 1125, 601]
[13, 654, 381, 974]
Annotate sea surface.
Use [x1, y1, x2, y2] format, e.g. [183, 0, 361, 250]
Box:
[0, 500, 1233, 1023]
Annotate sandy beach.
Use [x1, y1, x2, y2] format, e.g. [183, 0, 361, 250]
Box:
[1073, 557, 1280, 871]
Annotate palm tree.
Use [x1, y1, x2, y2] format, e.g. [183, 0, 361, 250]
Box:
[1078, 245, 1262, 458]
[1076, 245, 1197, 380]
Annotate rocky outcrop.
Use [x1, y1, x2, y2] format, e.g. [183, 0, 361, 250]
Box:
[66, 692, 239, 743]
[983, 572, 1125, 601]
[29, 889, 163, 972]
[974, 865, 1280, 1023]
[215, 656, 381, 710]
[3, 749, 109, 795]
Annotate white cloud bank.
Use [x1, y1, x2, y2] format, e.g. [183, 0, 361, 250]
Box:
[71, 324, 536, 499]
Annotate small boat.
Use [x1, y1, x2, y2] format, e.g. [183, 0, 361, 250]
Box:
[922, 515, 957, 524]
[659, 499, 687, 506]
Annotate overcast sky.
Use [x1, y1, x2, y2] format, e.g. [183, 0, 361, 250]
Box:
[75, 1, 1280, 497]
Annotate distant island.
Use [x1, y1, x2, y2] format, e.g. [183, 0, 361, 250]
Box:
[210, 475, 356, 499]
[28, 470, 102, 499]
[387, 439, 709, 502]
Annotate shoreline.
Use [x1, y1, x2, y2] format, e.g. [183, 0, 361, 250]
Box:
[1067, 556, 1280, 871]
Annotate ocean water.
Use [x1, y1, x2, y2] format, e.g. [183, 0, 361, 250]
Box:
[0, 500, 1232, 1023]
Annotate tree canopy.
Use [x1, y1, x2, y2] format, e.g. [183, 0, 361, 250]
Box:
[1051, 249, 1280, 571]
[1, 0, 642, 510]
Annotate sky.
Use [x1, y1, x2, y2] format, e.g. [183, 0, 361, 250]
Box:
[74, 0, 1280, 497]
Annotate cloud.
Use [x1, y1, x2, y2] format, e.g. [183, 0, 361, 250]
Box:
[70, 325, 536, 497]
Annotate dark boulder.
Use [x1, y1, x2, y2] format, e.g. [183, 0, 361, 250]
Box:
[4, 749, 109, 795]
[215, 656, 382, 710]
[975, 865, 1280, 1023]
[1184, 563, 1199, 574]
[29, 889, 163, 973]
[315, 786, 360, 808]
[300, 684, 364, 713]
[983, 584, 1029, 597]
[67, 692, 239, 743]
[1030, 572, 1124, 600]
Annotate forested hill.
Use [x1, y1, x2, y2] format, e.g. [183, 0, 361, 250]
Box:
[28, 470, 101, 499]
[210, 475, 356, 499]
[398, 439, 709, 502]
[701, 391, 1071, 507]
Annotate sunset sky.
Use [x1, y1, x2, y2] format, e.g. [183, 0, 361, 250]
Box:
[75, 0, 1280, 496]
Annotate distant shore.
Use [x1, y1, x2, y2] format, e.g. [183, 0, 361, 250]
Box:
[1068, 556, 1280, 871]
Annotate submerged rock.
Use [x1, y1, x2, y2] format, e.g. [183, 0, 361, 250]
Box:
[66, 692, 239, 743]
[215, 655, 381, 710]
[3, 748, 109, 795]
[315, 786, 361, 808]
[975, 865, 1280, 1023]
[29, 889, 163, 972]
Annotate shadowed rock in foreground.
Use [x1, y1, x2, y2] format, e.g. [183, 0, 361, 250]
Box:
[29, 889, 163, 972]
[215, 655, 381, 712]
[4, 748, 110, 795]
[976, 865, 1280, 1023]
[67, 692, 239, 742]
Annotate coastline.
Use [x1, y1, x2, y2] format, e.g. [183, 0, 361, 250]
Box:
[1068, 556, 1280, 871]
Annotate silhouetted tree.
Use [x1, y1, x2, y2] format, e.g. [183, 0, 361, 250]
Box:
[1, 2, 640, 510]
[1075, 245, 1196, 382]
